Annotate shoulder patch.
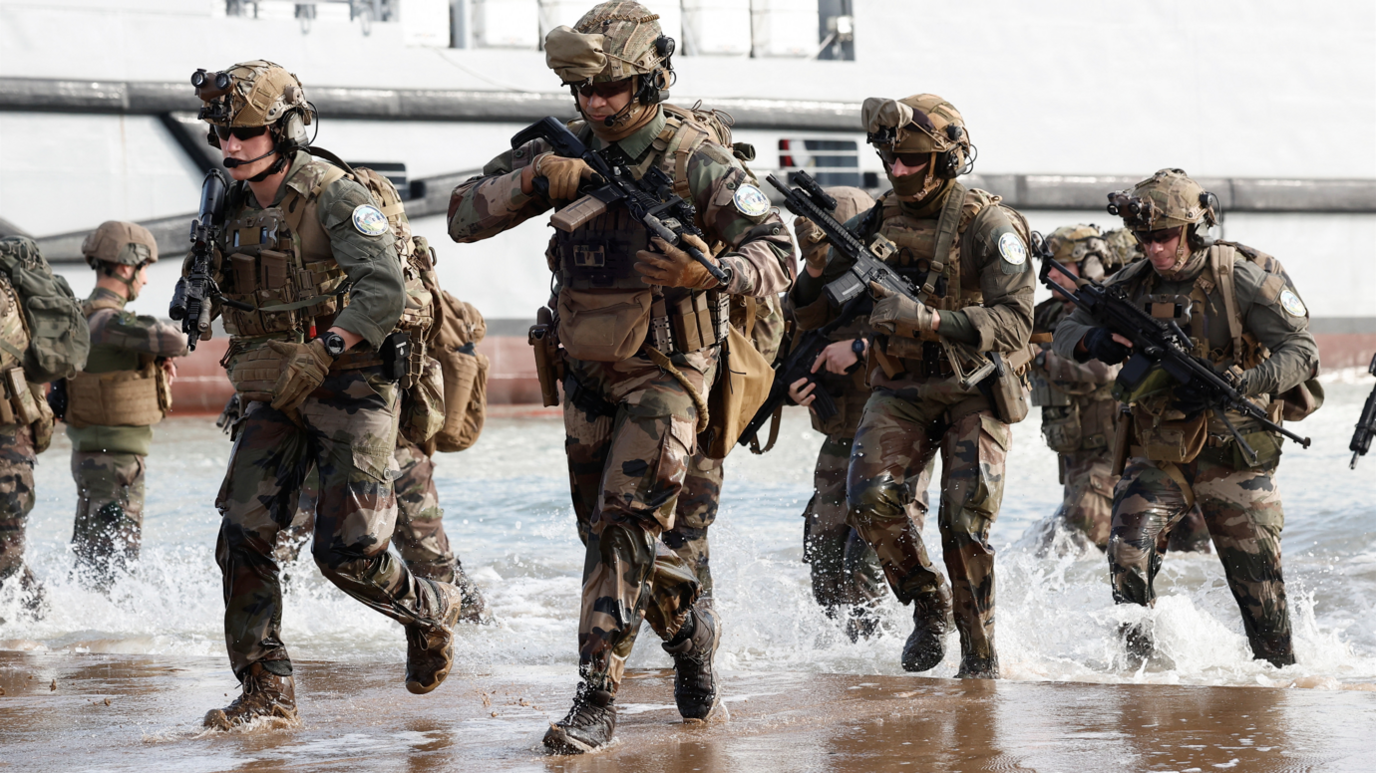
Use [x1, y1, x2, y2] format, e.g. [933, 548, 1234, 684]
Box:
[998, 232, 1027, 266]
[1279, 289, 1307, 317]
[351, 204, 389, 237]
[732, 184, 772, 218]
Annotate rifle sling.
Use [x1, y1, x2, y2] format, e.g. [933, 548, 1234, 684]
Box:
[916, 181, 967, 305]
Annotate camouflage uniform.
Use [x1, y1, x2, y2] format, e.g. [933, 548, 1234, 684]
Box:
[0, 423, 39, 605]
[205, 148, 454, 679]
[449, 105, 794, 694]
[791, 95, 1034, 677]
[67, 286, 188, 583]
[1053, 169, 1320, 666]
[275, 434, 489, 619]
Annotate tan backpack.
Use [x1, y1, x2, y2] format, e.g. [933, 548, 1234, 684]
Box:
[418, 285, 488, 454]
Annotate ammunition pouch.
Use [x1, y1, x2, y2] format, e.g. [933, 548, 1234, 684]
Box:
[0, 367, 41, 427]
[399, 356, 447, 451]
[1040, 396, 1115, 455]
[553, 207, 650, 291]
[556, 287, 651, 362]
[65, 361, 165, 429]
[652, 291, 730, 356]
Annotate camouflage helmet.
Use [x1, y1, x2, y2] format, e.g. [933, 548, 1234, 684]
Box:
[81, 221, 158, 269]
[862, 94, 972, 174]
[193, 60, 310, 129]
[1046, 224, 1108, 280]
[1108, 168, 1217, 232]
[1101, 227, 1142, 271]
[545, 1, 670, 85]
[826, 186, 877, 224]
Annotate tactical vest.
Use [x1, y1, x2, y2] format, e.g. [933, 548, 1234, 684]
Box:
[217, 154, 435, 382]
[1118, 244, 1293, 467]
[551, 107, 732, 361]
[869, 185, 1000, 365]
[65, 296, 167, 429]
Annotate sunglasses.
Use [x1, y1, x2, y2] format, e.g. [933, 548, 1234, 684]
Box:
[576, 80, 633, 99]
[213, 125, 268, 141]
[879, 148, 930, 168]
[1134, 227, 1183, 245]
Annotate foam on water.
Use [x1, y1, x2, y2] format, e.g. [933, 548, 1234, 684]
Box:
[2, 381, 1373, 691]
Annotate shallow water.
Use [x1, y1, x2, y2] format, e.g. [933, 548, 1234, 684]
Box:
[2, 375, 1374, 695]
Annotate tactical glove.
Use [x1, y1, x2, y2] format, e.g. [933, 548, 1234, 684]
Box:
[867, 282, 935, 339]
[793, 216, 830, 274]
[532, 153, 594, 201]
[268, 338, 332, 413]
[1082, 327, 1130, 365]
[635, 234, 722, 290]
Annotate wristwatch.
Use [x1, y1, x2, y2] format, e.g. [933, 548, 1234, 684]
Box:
[851, 338, 867, 358]
[319, 331, 347, 359]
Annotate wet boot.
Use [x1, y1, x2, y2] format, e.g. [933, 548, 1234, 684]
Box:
[543, 680, 616, 754]
[203, 661, 298, 730]
[1250, 634, 1295, 668]
[453, 562, 492, 625]
[1119, 621, 1153, 667]
[901, 587, 950, 673]
[663, 605, 724, 721]
[956, 654, 999, 679]
[404, 579, 463, 695]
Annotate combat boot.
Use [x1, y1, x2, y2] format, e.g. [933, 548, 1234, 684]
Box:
[1119, 621, 1153, 667]
[203, 661, 297, 730]
[662, 605, 724, 721]
[901, 587, 951, 673]
[1250, 634, 1295, 668]
[543, 680, 616, 754]
[956, 654, 999, 679]
[404, 579, 463, 695]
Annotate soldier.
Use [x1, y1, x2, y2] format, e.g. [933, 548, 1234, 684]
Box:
[0, 236, 73, 617]
[788, 186, 931, 640]
[64, 221, 188, 586]
[449, 1, 794, 752]
[791, 95, 1035, 679]
[189, 60, 465, 729]
[1052, 169, 1319, 667]
[1028, 224, 1210, 555]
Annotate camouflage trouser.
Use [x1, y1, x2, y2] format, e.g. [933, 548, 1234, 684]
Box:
[70, 451, 145, 584]
[563, 351, 715, 693]
[215, 369, 446, 678]
[276, 436, 487, 619]
[805, 433, 930, 616]
[1109, 455, 1292, 663]
[0, 423, 36, 594]
[661, 453, 720, 599]
[847, 387, 1009, 665]
[1056, 450, 1115, 548]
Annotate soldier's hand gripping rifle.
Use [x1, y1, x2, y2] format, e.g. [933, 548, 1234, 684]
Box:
[169, 168, 250, 351]
[510, 117, 729, 285]
[1348, 352, 1376, 469]
[764, 170, 997, 390]
[1034, 237, 1311, 463]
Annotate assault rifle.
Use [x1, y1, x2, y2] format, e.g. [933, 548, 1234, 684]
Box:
[1033, 237, 1311, 462]
[169, 168, 249, 351]
[763, 170, 997, 390]
[509, 117, 729, 285]
[1349, 353, 1376, 469]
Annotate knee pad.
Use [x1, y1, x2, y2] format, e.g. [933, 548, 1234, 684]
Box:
[848, 472, 911, 525]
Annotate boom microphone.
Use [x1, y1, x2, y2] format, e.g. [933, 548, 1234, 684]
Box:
[223, 148, 277, 168]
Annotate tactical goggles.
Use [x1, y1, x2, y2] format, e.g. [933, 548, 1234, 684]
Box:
[213, 125, 268, 142]
[878, 148, 931, 169]
[1134, 226, 1183, 245]
[575, 79, 634, 99]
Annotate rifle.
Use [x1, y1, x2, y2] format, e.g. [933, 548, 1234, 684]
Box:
[509, 117, 729, 286]
[1033, 236, 1311, 462]
[764, 170, 996, 390]
[169, 169, 249, 351]
[1349, 352, 1376, 469]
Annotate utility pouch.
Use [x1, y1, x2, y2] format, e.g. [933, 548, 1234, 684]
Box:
[1277, 378, 1324, 422]
[529, 305, 564, 407]
[28, 381, 53, 453]
[985, 347, 1033, 425]
[225, 344, 289, 403]
[399, 356, 447, 449]
[1134, 410, 1208, 464]
[557, 287, 651, 362]
[1040, 403, 1083, 454]
[380, 331, 411, 383]
[5, 367, 39, 426]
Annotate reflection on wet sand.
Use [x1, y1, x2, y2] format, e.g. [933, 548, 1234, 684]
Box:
[2, 651, 1371, 772]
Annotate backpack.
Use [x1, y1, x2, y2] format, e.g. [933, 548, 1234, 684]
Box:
[0, 236, 89, 384]
[423, 287, 488, 454]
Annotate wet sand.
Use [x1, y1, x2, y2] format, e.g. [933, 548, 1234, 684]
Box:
[2, 652, 1372, 772]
